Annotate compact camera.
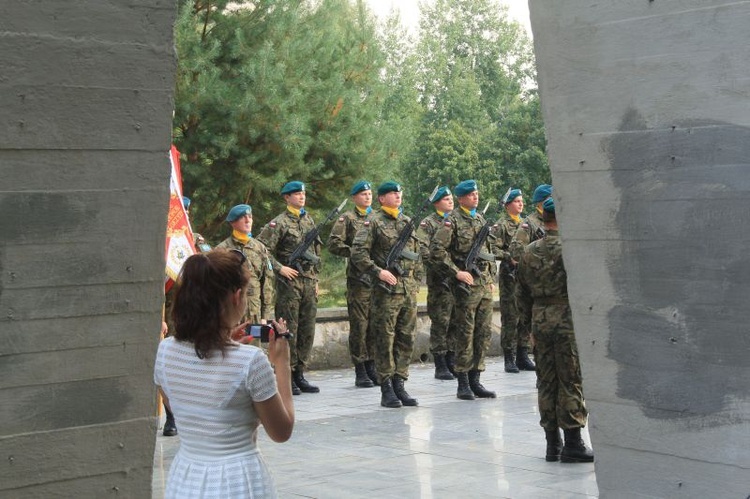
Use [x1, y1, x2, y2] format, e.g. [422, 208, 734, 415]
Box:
[244, 323, 293, 342]
[245, 324, 273, 342]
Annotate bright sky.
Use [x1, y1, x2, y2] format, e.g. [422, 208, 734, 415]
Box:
[364, 0, 531, 36]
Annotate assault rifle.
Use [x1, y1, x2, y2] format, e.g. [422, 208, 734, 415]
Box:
[457, 201, 496, 296]
[287, 198, 347, 274]
[378, 185, 439, 293]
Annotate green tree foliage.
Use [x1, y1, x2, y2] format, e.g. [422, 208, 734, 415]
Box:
[401, 0, 549, 211]
[174, 0, 400, 240]
[173, 0, 550, 240]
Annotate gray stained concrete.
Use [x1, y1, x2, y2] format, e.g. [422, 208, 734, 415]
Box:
[153, 357, 597, 498]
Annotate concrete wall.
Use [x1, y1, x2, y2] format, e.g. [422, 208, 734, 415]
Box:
[528, 1, 750, 497]
[0, 2, 176, 497]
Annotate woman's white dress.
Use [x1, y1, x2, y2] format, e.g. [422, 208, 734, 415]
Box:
[154, 338, 278, 498]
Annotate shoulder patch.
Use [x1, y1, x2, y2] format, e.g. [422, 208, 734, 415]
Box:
[521, 223, 529, 229]
[420, 221, 427, 227]
[338, 216, 344, 222]
[443, 221, 452, 227]
[269, 221, 277, 228]
[363, 220, 370, 226]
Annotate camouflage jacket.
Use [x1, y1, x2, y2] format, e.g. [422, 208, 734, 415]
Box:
[509, 210, 545, 262]
[256, 209, 321, 280]
[350, 208, 423, 294]
[515, 229, 572, 330]
[430, 208, 497, 288]
[327, 208, 372, 281]
[416, 211, 452, 287]
[216, 235, 275, 320]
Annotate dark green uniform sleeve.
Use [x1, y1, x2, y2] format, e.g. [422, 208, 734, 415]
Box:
[256, 220, 284, 272]
[259, 243, 275, 318]
[350, 220, 380, 278]
[327, 215, 351, 258]
[430, 218, 460, 277]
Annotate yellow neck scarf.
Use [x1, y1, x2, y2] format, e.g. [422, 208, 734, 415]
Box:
[356, 206, 369, 216]
[382, 206, 400, 219]
[232, 229, 250, 244]
[460, 206, 473, 216]
[509, 213, 520, 224]
[536, 204, 544, 215]
[287, 205, 302, 217]
[436, 209, 446, 218]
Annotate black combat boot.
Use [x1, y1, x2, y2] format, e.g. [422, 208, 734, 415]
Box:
[380, 377, 402, 408]
[516, 346, 536, 371]
[291, 378, 301, 396]
[545, 429, 563, 462]
[445, 350, 457, 377]
[293, 369, 320, 393]
[504, 349, 519, 373]
[354, 363, 374, 388]
[433, 353, 455, 380]
[468, 370, 496, 398]
[364, 359, 379, 385]
[162, 407, 178, 437]
[392, 375, 418, 406]
[561, 428, 595, 463]
[456, 372, 475, 400]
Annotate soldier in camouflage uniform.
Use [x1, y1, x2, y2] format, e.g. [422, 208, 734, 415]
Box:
[216, 204, 275, 324]
[350, 181, 422, 408]
[327, 180, 378, 388]
[492, 188, 530, 373]
[416, 186, 457, 380]
[430, 180, 497, 401]
[515, 197, 594, 463]
[509, 183, 553, 371]
[257, 181, 321, 396]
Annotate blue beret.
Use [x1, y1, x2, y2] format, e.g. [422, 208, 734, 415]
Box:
[430, 186, 452, 203]
[281, 181, 305, 195]
[532, 184, 553, 204]
[182, 196, 191, 210]
[502, 188, 522, 204]
[543, 197, 555, 213]
[226, 204, 252, 222]
[377, 181, 402, 196]
[350, 180, 372, 196]
[454, 179, 478, 197]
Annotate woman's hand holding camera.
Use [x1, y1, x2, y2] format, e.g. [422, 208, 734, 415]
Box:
[267, 318, 291, 373]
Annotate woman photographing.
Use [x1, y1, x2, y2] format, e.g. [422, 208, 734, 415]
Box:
[154, 249, 294, 498]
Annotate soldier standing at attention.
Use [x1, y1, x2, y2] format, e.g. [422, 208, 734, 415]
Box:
[431, 180, 497, 401]
[216, 204, 275, 324]
[516, 198, 594, 463]
[492, 188, 534, 373]
[257, 181, 321, 396]
[350, 181, 422, 408]
[509, 183, 553, 371]
[327, 180, 378, 388]
[416, 186, 457, 380]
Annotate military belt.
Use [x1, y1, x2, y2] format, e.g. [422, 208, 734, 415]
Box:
[535, 296, 568, 305]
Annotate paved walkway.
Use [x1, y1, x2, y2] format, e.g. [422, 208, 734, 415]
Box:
[153, 357, 598, 498]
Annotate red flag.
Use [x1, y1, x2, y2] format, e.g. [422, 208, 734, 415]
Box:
[165, 145, 196, 291]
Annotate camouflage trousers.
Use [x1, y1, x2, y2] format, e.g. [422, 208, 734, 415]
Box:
[452, 283, 493, 373]
[275, 276, 317, 371]
[346, 278, 374, 364]
[499, 270, 530, 350]
[426, 283, 455, 354]
[370, 286, 417, 382]
[533, 310, 588, 430]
